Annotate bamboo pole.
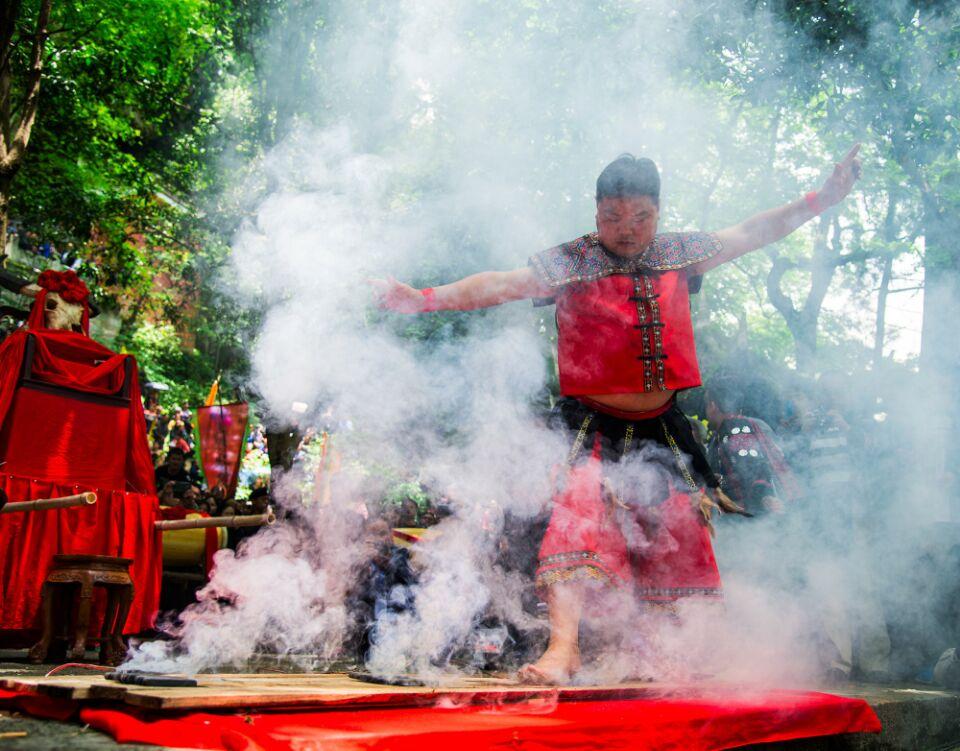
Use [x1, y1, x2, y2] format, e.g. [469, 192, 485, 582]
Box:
[155, 509, 276, 531]
[0, 492, 97, 514]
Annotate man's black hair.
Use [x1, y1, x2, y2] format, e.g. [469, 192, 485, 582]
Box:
[166, 447, 186, 458]
[596, 153, 661, 205]
[706, 376, 743, 416]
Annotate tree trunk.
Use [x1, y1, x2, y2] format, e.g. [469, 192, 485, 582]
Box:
[0, 174, 9, 255]
[0, 0, 52, 252]
[873, 190, 899, 364]
[873, 254, 893, 363]
[917, 192, 960, 519]
[767, 215, 833, 373]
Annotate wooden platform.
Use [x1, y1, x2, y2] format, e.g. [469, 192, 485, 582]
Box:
[2, 672, 676, 712]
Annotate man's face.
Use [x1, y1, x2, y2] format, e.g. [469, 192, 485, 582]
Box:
[182, 487, 199, 508]
[167, 453, 184, 473]
[596, 195, 659, 257]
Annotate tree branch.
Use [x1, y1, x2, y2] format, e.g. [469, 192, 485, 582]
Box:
[887, 285, 923, 294]
[828, 248, 888, 267]
[47, 12, 110, 48]
[0, 0, 50, 172]
[766, 254, 800, 329]
[0, 0, 23, 73]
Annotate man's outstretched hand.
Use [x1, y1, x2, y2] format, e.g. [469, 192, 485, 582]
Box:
[367, 276, 424, 313]
[817, 143, 862, 209]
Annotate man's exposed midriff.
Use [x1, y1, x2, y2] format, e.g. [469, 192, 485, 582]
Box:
[585, 389, 676, 415]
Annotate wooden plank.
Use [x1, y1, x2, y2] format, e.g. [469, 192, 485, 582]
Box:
[113, 677, 669, 711]
[2, 675, 109, 701]
[5, 672, 667, 712]
[113, 673, 533, 710]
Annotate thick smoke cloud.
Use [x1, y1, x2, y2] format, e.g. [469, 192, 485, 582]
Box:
[125, 0, 956, 687]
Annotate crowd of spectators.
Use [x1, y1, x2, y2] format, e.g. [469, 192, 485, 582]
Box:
[5, 224, 83, 269]
[692, 369, 960, 686]
[144, 388, 274, 525]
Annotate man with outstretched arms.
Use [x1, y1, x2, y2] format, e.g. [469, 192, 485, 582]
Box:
[371, 145, 861, 684]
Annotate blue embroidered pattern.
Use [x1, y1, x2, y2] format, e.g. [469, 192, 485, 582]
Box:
[529, 231, 722, 288]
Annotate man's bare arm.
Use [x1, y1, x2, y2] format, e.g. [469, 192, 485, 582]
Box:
[369, 267, 552, 313]
[690, 143, 862, 275]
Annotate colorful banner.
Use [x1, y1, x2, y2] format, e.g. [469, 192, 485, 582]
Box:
[196, 402, 249, 498]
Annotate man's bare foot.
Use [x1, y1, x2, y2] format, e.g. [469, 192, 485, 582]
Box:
[517, 647, 581, 685]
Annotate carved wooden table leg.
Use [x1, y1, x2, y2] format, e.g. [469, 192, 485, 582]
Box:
[27, 582, 55, 664]
[69, 577, 94, 660]
[98, 587, 120, 664]
[107, 583, 134, 665]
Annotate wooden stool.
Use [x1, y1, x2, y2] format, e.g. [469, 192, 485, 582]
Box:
[28, 554, 134, 666]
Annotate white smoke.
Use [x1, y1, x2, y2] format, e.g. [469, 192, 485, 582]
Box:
[124, 0, 957, 689]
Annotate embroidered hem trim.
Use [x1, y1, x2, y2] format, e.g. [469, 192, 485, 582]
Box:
[535, 563, 614, 588]
[540, 550, 604, 566]
[635, 586, 723, 599]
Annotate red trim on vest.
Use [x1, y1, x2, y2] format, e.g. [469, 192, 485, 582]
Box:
[556, 271, 701, 395]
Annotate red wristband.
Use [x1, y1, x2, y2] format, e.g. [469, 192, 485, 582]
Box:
[804, 191, 825, 215]
[420, 287, 438, 312]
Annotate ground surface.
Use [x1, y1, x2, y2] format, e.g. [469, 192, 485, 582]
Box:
[1, 652, 959, 750]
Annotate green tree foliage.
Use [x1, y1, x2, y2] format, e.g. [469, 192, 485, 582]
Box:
[119, 321, 216, 409]
[6, 0, 958, 413]
[3, 0, 260, 405]
[6, 1, 219, 294]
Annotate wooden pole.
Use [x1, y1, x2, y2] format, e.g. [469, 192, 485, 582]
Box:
[155, 509, 276, 531]
[0, 492, 97, 514]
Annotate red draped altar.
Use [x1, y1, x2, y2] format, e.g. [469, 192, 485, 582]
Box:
[0, 302, 161, 641]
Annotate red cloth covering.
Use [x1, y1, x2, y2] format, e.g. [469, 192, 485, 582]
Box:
[0, 328, 156, 493]
[196, 403, 249, 498]
[0, 475, 161, 636]
[0, 685, 881, 751]
[0, 322, 161, 637]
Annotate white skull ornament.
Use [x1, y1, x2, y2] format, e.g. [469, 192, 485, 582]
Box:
[43, 291, 84, 332]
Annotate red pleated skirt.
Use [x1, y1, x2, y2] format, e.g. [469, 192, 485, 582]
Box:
[536, 436, 722, 602]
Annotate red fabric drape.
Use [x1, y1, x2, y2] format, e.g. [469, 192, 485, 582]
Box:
[0, 328, 156, 494]
[0, 686, 881, 751]
[196, 403, 249, 498]
[0, 324, 161, 638]
[0, 474, 161, 635]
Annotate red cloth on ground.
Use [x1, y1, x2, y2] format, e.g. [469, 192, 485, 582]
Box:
[0, 685, 881, 751]
[0, 324, 161, 638]
[537, 437, 722, 600]
[0, 687, 78, 722]
[196, 403, 249, 498]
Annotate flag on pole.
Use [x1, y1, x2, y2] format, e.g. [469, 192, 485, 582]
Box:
[204, 374, 221, 407]
[196, 402, 249, 498]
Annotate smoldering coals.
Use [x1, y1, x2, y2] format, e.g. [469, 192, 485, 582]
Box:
[124, 490, 371, 674]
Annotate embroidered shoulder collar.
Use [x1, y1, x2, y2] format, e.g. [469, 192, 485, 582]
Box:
[529, 231, 721, 288]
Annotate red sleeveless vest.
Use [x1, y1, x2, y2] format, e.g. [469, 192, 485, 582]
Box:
[529, 231, 721, 395]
